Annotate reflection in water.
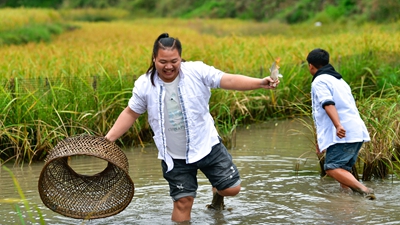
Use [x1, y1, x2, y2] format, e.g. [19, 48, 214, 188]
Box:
[1, 119, 400, 224]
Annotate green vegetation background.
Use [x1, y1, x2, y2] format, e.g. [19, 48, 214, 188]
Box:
[1, 0, 399, 24]
[0, 1, 399, 181]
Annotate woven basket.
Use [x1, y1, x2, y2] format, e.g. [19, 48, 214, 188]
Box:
[38, 135, 134, 219]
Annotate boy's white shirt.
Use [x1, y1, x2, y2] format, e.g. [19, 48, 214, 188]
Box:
[311, 74, 370, 152]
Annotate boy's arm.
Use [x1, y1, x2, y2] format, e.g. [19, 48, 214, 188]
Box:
[324, 105, 346, 138]
[220, 73, 279, 90]
[105, 106, 141, 142]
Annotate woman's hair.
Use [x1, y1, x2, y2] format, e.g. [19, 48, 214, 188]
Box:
[306, 48, 329, 69]
[146, 33, 183, 86]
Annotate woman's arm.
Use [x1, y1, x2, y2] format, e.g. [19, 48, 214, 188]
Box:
[105, 106, 141, 142]
[219, 73, 279, 90]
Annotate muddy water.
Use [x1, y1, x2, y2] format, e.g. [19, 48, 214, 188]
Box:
[1, 119, 400, 225]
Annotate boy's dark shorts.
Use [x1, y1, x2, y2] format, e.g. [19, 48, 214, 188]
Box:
[161, 140, 241, 201]
[324, 142, 363, 172]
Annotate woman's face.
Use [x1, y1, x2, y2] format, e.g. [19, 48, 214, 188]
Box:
[154, 48, 181, 83]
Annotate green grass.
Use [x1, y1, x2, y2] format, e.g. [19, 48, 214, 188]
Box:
[0, 8, 78, 46]
[358, 86, 400, 180]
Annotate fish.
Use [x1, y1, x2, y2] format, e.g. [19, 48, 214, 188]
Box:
[269, 57, 283, 87]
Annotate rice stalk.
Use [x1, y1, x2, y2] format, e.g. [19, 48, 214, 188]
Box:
[358, 86, 400, 180]
[2, 166, 45, 224]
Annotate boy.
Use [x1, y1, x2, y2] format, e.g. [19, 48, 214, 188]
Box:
[307, 48, 375, 200]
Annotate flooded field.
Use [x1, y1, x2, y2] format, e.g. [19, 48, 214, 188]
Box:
[1, 119, 399, 224]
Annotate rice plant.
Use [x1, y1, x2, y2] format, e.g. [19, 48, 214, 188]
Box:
[0, 15, 398, 170]
[358, 86, 400, 180]
[0, 8, 62, 32]
[1, 166, 45, 224]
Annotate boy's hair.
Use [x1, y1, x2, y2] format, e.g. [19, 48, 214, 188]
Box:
[307, 48, 329, 69]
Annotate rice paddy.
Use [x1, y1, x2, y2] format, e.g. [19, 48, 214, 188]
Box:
[0, 8, 399, 180]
